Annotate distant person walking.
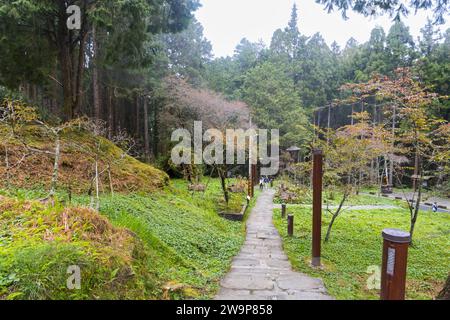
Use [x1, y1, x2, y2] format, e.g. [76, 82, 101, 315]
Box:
[259, 177, 264, 190]
[432, 202, 438, 213]
[263, 176, 269, 189]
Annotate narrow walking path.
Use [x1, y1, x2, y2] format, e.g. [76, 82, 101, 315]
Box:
[274, 203, 399, 211]
[361, 192, 450, 213]
[216, 189, 332, 300]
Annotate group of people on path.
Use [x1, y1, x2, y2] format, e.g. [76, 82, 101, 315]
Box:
[259, 176, 271, 190]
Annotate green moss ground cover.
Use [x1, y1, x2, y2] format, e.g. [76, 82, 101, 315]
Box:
[0, 179, 253, 300]
[274, 205, 450, 300]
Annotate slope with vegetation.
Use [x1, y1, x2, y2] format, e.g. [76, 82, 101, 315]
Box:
[0, 126, 250, 300]
[0, 123, 169, 194]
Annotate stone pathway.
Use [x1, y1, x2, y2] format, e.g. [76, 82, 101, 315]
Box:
[215, 189, 332, 300]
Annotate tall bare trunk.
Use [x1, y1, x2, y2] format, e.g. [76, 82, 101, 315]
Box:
[59, 45, 74, 119]
[95, 156, 99, 210]
[325, 213, 338, 242]
[56, 1, 87, 119]
[153, 100, 159, 157]
[73, 1, 88, 117]
[410, 178, 421, 242]
[4, 146, 10, 188]
[413, 150, 419, 192]
[143, 96, 151, 162]
[326, 105, 331, 144]
[370, 104, 377, 185]
[135, 95, 140, 138]
[218, 167, 229, 205]
[108, 87, 113, 139]
[92, 25, 102, 120]
[50, 135, 61, 196]
[389, 105, 396, 186]
[350, 104, 354, 125]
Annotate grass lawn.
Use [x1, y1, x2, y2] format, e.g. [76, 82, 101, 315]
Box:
[1, 178, 253, 299]
[274, 205, 450, 300]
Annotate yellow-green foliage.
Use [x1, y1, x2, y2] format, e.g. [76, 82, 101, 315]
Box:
[0, 124, 169, 193]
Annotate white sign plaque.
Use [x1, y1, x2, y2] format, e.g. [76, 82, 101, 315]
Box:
[387, 247, 396, 276]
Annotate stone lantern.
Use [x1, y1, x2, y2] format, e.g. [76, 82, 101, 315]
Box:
[286, 146, 301, 163]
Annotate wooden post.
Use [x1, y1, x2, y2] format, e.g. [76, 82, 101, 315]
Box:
[380, 229, 410, 300]
[312, 149, 323, 267]
[287, 214, 294, 237]
[252, 164, 257, 192]
[281, 203, 286, 219]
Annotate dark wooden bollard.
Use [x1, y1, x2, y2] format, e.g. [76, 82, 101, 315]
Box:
[380, 229, 410, 300]
[287, 214, 294, 236]
[281, 203, 286, 219]
[312, 149, 323, 267]
[248, 177, 253, 198]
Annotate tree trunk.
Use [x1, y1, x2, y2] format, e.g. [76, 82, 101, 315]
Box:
[409, 193, 420, 242]
[410, 168, 422, 243]
[55, 1, 88, 119]
[325, 213, 338, 242]
[413, 151, 419, 192]
[59, 43, 74, 119]
[50, 135, 61, 196]
[92, 25, 102, 120]
[351, 104, 354, 125]
[389, 105, 396, 186]
[4, 146, 10, 188]
[135, 95, 140, 138]
[358, 102, 364, 187]
[73, 33, 87, 117]
[143, 96, 151, 163]
[152, 99, 159, 157]
[218, 167, 229, 205]
[370, 104, 377, 185]
[108, 87, 113, 139]
[326, 105, 331, 144]
[95, 157, 99, 211]
[324, 192, 348, 242]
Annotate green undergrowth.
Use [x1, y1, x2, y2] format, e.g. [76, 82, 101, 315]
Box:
[0, 179, 253, 300]
[274, 206, 450, 300]
[0, 196, 156, 300]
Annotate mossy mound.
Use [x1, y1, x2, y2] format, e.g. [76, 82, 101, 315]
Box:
[0, 125, 169, 194]
[0, 195, 160, 300]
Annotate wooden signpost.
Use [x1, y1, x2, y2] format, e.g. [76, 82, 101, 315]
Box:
[380, 229, 410, 300]
[312, 149, 323, 267]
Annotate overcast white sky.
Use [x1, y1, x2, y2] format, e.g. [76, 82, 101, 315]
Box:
[195, 0, 450, 58]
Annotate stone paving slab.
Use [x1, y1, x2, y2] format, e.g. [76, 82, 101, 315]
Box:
[216, 189, 333, 300]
